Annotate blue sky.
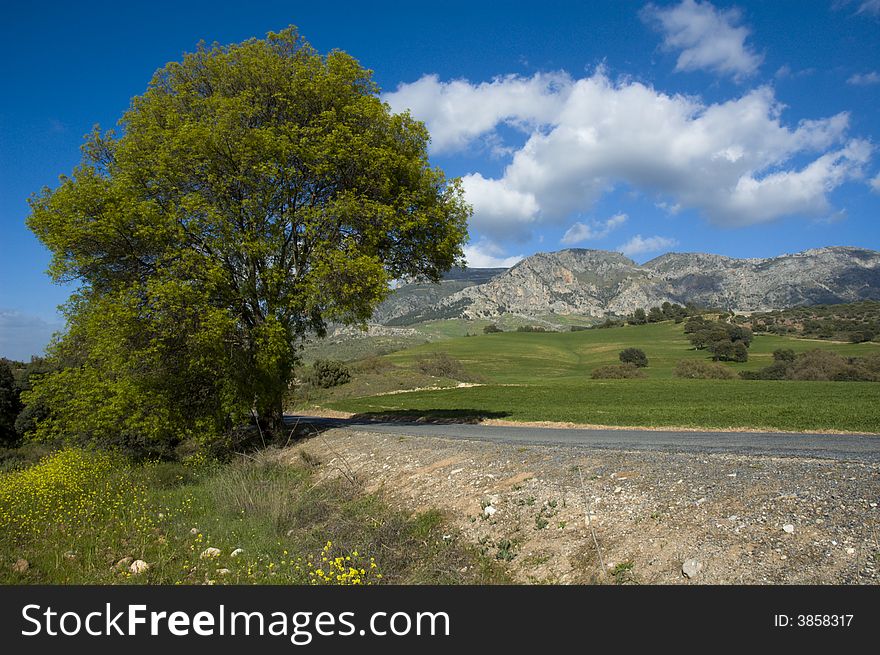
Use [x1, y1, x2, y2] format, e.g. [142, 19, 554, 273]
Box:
[1, 0, 879, 359]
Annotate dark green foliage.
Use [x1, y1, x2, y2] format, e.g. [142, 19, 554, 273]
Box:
[483, 324, 503, 334]
[773, 348, 796, 362]
[686, 317, 752, 361]
[515, 325, 549, 333]
[628, 308, 647, 325]
[591, 363, 646, 379]
[619, 347, 648, 367]
[306, 360, 351, 388]
[0, 361, 21, 446]
[630, 303, 701, 326]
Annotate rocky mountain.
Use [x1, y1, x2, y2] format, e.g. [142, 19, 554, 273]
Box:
[373, 267, 506, 325]
[374, 246, 880, 325]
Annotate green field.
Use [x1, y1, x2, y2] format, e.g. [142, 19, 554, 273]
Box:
[315, 321, 880, 433]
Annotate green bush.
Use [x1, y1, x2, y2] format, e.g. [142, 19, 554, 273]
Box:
[483, 324, 503, 334]
[674, 359, 736, 379]
[772, 348, 796, 363]
[618, 348, 648, 367]
[709, 340, 748, 362]
[591, 363, 646, 379]
[307, 360, 351, 388]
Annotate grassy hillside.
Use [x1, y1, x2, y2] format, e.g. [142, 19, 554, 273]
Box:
[305, 321, 880, 433]
[378, 322, 880, 383]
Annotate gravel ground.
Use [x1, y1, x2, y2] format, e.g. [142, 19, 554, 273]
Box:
[291, 428, 880, 584]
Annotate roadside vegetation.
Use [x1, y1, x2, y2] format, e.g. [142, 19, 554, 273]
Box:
[0, 447, 507, 585]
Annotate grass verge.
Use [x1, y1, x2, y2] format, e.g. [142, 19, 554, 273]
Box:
[0, 447, 509, 585]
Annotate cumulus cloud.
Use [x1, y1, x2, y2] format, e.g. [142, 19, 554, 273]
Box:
[871, 174, 880, 193]
[617, 235, 679, 258]
[384, 71, 573, 154]
[463, 240, 523, 268]
[560, 213, 628, 245]
[847, 71, 880, 86]
[459, 173, 540, 235]
[0, 310, 62, 361]
[386, 69, 870, 237]
[641, 0, 763, 80]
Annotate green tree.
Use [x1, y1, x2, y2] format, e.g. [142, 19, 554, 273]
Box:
[619, 347, 648, 368]
[25, 28, 469, 453]
[629, 308, 647, 325]
[773, 348, 796, 363]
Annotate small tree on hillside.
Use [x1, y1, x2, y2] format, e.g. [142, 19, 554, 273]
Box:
[619, 347, 648, 368]
[629, 308, 647, 325]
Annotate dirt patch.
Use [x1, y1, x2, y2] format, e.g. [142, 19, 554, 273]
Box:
[290, 428, 880, 584]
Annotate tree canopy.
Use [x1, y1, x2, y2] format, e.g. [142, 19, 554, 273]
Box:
[25, 28, 470, 455]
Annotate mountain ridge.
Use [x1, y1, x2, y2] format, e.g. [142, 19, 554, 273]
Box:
[374, 246, 880, 325]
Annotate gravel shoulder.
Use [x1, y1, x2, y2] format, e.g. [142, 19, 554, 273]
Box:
[289, 427, 880, 584]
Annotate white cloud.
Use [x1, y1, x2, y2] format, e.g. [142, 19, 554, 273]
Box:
[561, 213, 628, 245]
[617, 235, 679, 258]
[386, 69, 870, 235]
[871, 174, 880, 193]
[463, 241, 523, 268]
[0, 310, 62, 361]
[459, 173, 539, 236]
[383, 71, 573, 154]
[847, 71, 880, 86]
[641, 0, 763, 80]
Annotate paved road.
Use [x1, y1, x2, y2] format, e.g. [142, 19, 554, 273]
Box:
[285, 415, 880, 462]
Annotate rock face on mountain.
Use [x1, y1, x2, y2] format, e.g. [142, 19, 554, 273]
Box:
[373, 246, 880, 324]
[372, 267, 506, 325]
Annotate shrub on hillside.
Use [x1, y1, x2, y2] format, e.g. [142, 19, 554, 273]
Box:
[353, 356, 397, 374]
[674, 359, 736, 379]
[787, 350, 878, 381]
[619, 348, 648, 367]
[741, 349, 880, 382]
[307, 360, 351, 388]
[483, 324, 503, 334]
[415, 352, 477, 381]
[591, 363, 646, 379]
[772, 348, 796, 363]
